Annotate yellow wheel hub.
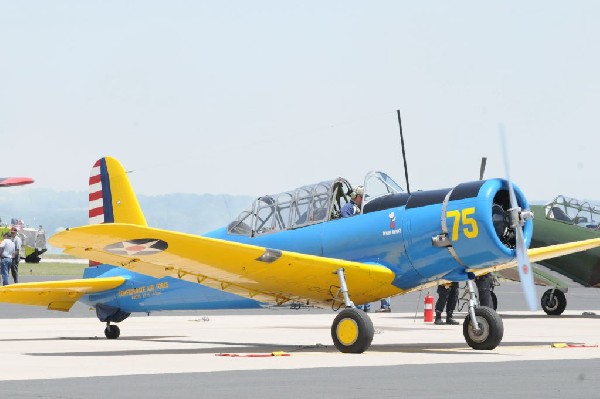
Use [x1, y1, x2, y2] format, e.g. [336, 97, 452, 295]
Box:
[336, 318, 359, 346]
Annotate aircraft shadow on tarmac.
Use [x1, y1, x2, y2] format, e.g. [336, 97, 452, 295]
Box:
[497, 313, 600, 319]
[19, 337, 561, 357]
[389, 313, 600, 321]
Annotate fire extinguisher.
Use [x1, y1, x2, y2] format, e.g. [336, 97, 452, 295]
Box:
[424, 293, 434, 322]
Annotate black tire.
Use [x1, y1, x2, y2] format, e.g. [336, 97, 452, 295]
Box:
[104, 324, 121, 339]
[541, 289, 567, 315]
[491, 291, 498, 311]
[331, 308, 374, 353]
[463, 306, 504, 350]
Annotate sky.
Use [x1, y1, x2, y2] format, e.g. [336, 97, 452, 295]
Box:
[1, 1, 599, 202]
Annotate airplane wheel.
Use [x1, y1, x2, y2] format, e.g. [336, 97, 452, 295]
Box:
[463, 306, 504, 350]
[104, 324, 120, 339]
[491, 291, 498, 311]
[541, 289, 567, 315]
[331, 308, 374, 353]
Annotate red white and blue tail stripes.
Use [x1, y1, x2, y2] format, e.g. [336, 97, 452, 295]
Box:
[89, 158, 114, 224]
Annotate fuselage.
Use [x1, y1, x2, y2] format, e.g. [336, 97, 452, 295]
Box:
[205, 179, 532, 293]
[80, 264, 263, 312]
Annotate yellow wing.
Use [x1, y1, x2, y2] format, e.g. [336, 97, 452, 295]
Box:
[0, 277, 126, 311]
[49, 224, 600, 306]
[49, 224, 400, 307]
[464, 238, 600, 276]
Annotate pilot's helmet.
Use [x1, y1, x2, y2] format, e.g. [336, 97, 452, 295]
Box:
[351, 185, 365, 199]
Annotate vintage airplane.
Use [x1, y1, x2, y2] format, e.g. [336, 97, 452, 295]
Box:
[526, 195, 600, 315]
[0, 177, 34, 187]
[0, 176, 45, 262]
[37, 155, 600, 354]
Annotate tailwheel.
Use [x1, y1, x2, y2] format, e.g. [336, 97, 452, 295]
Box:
[541, 289, 567, 315]
[463, 306, 503, 350]
[331, 308, 374, 353]
[104, 323, 121, 339]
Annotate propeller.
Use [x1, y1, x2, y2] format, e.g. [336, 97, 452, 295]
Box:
[500, 124, 537, 311]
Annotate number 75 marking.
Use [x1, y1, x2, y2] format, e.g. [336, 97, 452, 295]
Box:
[447, 208, 479, 241]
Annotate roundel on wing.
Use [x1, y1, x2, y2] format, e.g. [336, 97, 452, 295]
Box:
[104, 238, 168, 256]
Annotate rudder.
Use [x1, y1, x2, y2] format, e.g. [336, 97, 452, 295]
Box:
[89, 157, 147, 226]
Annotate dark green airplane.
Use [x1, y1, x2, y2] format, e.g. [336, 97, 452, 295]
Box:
[526, 195, 600, 315]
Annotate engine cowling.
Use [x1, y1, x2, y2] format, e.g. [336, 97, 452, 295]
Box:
[399, 179, 532, 285]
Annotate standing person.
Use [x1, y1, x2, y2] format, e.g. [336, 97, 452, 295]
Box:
[340, 186, 364, 217]
[356, 303, 371, 312]
[434, 282, 459, 325]
[0, 232, 15, 286]
[476, 273, 494, 308]
[376, 297, 391, 312]
[10, 227, 21, 283]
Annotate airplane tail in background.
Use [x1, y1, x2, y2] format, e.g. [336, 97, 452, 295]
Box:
[89, 157, 147, 227]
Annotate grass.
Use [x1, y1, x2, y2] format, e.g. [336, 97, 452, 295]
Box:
[22, 254, 88, 276]
[25, 262, 87, 276]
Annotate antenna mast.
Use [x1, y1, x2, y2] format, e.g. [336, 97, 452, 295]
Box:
[397, 109, 411, 194]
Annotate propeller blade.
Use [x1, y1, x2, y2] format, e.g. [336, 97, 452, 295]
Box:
[500, 125, 537, 311]
[479, 157, 487, 181]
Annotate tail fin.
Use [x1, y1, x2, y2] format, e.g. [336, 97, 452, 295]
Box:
[89, 157, 147, 226]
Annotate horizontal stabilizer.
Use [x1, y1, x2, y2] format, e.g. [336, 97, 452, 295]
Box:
[0, 277, 126, 311]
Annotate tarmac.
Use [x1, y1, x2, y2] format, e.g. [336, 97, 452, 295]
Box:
[0, 278, 599, 398]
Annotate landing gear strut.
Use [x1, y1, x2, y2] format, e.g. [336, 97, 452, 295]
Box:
[330, 268, 375, 353]
[463, 280, 504, 350]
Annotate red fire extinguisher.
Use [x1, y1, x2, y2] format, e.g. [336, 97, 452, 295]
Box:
[424, 293, 434, 322]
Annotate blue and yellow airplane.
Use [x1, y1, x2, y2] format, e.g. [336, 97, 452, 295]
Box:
[3, 156, 600, 354]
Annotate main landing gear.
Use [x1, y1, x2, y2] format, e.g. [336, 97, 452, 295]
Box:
[462, 280, 504, 350]
[330, 270, 505, 353]
[331, 308, 374, 353]
[330, 269, 375, 353]
[541, 288, 567, 315]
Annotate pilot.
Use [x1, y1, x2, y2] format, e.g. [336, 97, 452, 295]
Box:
[341, 186, 364, 217]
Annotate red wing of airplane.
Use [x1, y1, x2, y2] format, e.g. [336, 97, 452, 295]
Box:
[0, 177, 34, 187]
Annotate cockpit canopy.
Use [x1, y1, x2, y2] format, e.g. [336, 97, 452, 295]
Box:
[545, 195, 600, 229]
[228, 171, 403, 237]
